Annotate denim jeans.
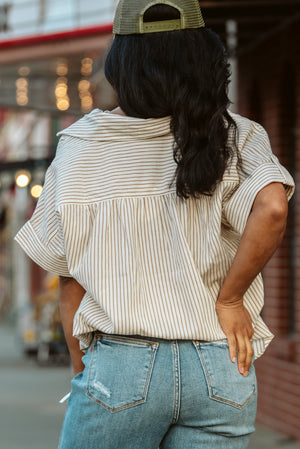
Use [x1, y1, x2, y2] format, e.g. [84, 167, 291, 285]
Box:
[58, 332, 257, 449]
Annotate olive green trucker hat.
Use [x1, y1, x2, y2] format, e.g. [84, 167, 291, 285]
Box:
[113, 0, 205, 35]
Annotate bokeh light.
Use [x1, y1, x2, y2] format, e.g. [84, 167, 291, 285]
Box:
[56, 61, 68, 76]
[16, 77, 29, 106]
[15, 78, 28, 89]
[81, 57, 93, 76]
[78, 78, 93, 112]
[15, 171, 31, 188]
[30, 184, 43, 198]
[18, 66, 30, 77]
[56, 98, 70, 111]
[55, 76, 70, 111]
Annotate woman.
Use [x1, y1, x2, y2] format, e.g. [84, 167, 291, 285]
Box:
[15, 1, 295, 448]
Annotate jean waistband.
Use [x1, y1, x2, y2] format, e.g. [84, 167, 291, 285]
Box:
[92, 331, 211, 344]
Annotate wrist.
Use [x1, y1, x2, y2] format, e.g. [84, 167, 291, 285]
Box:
[216, 295, 243, 307]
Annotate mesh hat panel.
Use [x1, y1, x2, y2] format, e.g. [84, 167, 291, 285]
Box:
[113, 0, 205, 35]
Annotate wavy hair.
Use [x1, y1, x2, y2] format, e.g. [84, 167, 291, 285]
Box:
[105, 4, 238, 199]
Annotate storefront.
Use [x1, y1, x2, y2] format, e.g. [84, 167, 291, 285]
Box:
[0, 0, 117, 352]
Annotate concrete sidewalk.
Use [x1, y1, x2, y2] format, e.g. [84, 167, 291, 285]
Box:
[249, 427, 300, 449]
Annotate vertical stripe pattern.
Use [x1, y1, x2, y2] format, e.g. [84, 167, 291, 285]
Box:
[14, 109, 295, 360]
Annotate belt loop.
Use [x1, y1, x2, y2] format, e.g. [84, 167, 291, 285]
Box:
[94, 330, 100, 339]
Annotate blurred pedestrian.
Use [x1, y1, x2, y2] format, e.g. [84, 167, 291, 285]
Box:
[15, 1, 295, 448]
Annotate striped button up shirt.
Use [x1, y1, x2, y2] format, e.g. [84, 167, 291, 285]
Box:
[14, 109, 295, 359]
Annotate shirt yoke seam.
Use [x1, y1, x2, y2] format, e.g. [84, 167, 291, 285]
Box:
[56, 190, 181, 207]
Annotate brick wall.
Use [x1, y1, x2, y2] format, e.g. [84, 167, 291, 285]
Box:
[238, 19, 300, 440]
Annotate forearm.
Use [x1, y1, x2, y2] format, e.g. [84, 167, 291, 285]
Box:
[218, 183, 288, 304]
[215, 183, 288, 375]
[59, 276, 86, 375]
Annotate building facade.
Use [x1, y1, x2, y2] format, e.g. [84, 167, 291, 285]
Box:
[238, 17, 300, 440]
[0, 0, 116, 349]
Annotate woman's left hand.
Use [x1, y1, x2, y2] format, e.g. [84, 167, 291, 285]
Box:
[216, 298, 254, 377]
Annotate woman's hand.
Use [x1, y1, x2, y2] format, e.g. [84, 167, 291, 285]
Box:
[216, 298, 254, 377]
[72, 358, 85, 377]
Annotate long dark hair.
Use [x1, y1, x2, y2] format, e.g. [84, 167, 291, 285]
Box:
[105, 4, 238, 199]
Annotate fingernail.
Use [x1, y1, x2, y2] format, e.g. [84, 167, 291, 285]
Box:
[240, 367, 244, 373]
[232, 357, 236, 363]
[243, 371, 249, 377]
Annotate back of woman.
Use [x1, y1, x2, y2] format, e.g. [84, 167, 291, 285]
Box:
[15, 1, 295, 448]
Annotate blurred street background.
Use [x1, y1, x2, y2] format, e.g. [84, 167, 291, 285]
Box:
[0, 0, 300, 448]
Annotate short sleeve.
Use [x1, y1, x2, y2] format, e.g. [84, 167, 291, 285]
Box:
[223, 121, 295, 234]
[14, 164, 71, 277]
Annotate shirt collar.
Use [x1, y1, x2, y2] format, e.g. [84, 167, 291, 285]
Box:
[57, 109, 172, 141]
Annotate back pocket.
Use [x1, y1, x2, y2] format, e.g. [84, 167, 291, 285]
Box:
[193, 340, 256, 409]
[87, 335, 159, 413]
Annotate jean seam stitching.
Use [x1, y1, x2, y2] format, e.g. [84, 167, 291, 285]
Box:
[142, 344, 158, 404]
[193, 342, 214, 398]
[209, 388, 256, 409]
[86, 339, 97, 399]
[171, 341, 180, 424]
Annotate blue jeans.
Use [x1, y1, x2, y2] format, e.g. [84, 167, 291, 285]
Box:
[58, 332, 257, 449]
